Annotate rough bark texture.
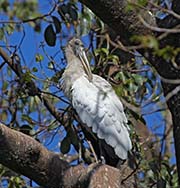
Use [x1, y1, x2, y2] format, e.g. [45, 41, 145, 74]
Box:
[0, 123, 134, 188]
[81, 0, 153, 44]
[80, 0, 180, 183]
[0, 123, 69, 187]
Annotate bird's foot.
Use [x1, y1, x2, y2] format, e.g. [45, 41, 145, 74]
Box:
[99, 156, 106, 165]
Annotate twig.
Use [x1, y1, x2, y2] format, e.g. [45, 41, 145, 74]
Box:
[149, 2, 180, 20]
[160, 76, 180, 84]
[165, 85, 180, 102]
[138, 14, 180, 33]
[87, 140, 98, 163]
[0, 3, 57, 24]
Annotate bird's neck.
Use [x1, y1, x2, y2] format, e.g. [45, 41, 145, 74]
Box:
[62, 54, 86, 98]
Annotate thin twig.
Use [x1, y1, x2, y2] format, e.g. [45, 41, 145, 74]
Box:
[138, 14, 180, 33]
[0, 3, 57, 24]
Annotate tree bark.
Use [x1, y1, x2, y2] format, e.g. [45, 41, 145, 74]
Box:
[80, 0, 180, 183]
[0, 123, 134, 188]
[0, 123, 69, 187]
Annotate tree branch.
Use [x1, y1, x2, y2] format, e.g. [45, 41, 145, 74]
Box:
[0, 123, 135, 188]
[0, 123, 69, 187]
[80, 0, 153, 44]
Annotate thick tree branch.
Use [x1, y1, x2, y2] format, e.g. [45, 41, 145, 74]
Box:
[0, 123, 69, 187]
[80, 0, 153, 45]
[0, 123, 134, 188]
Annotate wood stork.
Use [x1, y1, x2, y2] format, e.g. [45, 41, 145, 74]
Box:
[62, 38, 132, 166]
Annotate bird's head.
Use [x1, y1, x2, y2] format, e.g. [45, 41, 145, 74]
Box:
[67, 38, 84, 56]
[66, 38, 93, 81]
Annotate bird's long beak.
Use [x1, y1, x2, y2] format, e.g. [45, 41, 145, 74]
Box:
[78, 47, 93, 81]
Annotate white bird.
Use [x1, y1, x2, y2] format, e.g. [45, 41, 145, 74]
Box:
[62, 38, 132, 165]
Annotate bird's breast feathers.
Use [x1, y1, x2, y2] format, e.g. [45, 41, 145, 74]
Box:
[71, 74, 132, 160]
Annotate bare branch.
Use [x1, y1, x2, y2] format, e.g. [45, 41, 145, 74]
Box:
[0, 123, 135, 188]
[165, 85, 180, 102]
[138, 15, 180, 33]
[0, 3, 57, 24]
[160, 76, 180, 84]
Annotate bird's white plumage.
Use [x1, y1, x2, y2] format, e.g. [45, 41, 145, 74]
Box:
[71, 74, 132, 160]
[62, 38, 132, 161]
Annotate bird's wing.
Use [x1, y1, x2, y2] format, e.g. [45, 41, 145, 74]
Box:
[71, 75, 132, 159]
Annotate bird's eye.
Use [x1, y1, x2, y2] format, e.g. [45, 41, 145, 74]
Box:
[74, 39, 80, 46]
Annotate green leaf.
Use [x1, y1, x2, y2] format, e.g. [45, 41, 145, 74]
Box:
[35, 53, 44, 62]
[131, 35, 159, 50]
[48, 61, 54, 69]
[60, 136, 71, 154]
[95, 48, 109, 57]
[21, 114, 34, 124]
[1, 110, 8, 121]
[2, 81, 8, 90]
[107, 54, 119, 64]
[52, 16, 61, 33]
[0, 164, 5, 176]
[21, 71, 33, 82]
[155, 46, 180, 60]
[47, 121, 59, 131]
[137, 0, 148, 6]
[7, 66, 12, 76]
[115, 72, 126, 83]
[1, 0, 9, 12]
[50, 70, 64, 83]
[6, 24, 15, 35]
[44, 24, 56, 46]
[0, 27, 4, 40]
[132, 74, 145, 85]
[32, 67, 38, 72]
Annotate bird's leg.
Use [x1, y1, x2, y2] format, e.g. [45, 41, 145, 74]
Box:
[98, 140, 106, 164]
[78, 142, 83, 163]
[100, 156, 106, 165]
[87, 140, 98, 163]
